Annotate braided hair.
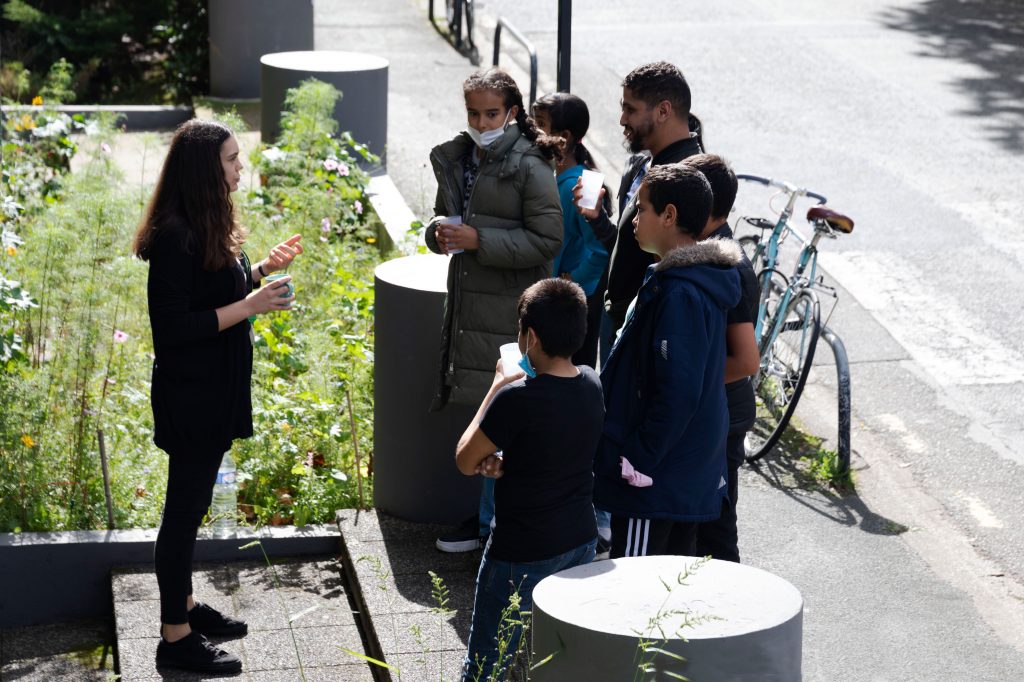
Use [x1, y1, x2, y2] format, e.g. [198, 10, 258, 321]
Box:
[462, 67, 559, 160]
[532, 92, 613, 214]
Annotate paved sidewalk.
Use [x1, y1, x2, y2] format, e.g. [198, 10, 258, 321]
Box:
[112, 558, 373, 681]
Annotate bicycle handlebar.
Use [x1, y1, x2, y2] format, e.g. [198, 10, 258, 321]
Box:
[736, 173, 828, 205]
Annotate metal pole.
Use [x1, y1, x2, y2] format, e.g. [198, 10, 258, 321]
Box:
[97, 428, 115, 530]
[557, 0, 572, 91]
[819, 326, 851, 476]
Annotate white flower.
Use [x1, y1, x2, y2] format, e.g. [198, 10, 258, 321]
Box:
[30, 118, 69, 138]
[261, 146, 287, 163]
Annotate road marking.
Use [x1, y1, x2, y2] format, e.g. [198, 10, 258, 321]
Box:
[957, 492, 1006, 529]
[876, 413, 928, 456]
[821, 251, 1024, 386]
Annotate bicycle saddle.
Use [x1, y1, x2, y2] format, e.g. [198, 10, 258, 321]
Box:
[807, 206, 854, 234]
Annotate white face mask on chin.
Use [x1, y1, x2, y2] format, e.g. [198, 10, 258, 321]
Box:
[467, 110, 515, 149]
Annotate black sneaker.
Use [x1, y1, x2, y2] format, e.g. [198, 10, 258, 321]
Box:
[189, 601, 248, 638]
[435, 516, 485, 553]
[155, 631, 242, 674]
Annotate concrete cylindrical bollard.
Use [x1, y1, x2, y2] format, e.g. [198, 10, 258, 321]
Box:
[532, 556, 803, 681]
[373, 254, 480, 524]
[209, 0, 314, 99]
[260, 51, 389, 167]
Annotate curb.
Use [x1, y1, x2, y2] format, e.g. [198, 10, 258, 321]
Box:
[0, 524, 338, 627]
[2, 104, 194, 131]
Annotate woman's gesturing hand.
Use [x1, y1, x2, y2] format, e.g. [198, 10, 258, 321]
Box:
[247, 275, 295, 315]
[262, 234, 304, 274]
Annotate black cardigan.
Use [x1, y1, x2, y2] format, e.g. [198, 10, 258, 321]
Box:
[147, 227, 253, 455]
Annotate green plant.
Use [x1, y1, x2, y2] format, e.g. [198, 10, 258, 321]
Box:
[1, 1, 208, 104]
[631, 558, 718, 682]
[802, 446, 854, 491]
[0, 75, 385, 533]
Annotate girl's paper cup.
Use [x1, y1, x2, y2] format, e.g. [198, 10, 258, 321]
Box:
[440, 215, 464, 255]
[499, 342, 521, 376]
[578, 169, 604, 210]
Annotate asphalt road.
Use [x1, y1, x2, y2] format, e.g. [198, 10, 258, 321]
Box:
[473, 0, 1024, 584]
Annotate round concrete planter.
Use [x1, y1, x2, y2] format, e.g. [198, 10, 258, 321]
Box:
[532, 556, 804, 681]
[209, 0, 314, 99]
[372, 254, 480, 524]
[260, 50, 389, 167]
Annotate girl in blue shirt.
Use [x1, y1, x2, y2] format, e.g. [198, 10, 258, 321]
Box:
[532, 93, 610, 368]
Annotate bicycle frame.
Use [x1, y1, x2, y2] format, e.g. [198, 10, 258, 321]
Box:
[735, 175, 826, 343]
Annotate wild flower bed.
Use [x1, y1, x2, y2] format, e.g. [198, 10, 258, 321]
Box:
[0, 80, 384, 532]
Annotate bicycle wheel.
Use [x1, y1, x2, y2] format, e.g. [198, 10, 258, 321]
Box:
[745, 289, 821, 462]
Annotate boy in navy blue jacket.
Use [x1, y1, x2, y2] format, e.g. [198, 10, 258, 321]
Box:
[594, 164, 742, 558]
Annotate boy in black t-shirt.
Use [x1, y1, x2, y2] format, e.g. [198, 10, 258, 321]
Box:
[684, 154, 761, 562]
[455, 278, 603, 682]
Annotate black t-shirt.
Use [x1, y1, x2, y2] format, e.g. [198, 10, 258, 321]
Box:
[480, 366, 603, 561]
[711, 224, 760, 435]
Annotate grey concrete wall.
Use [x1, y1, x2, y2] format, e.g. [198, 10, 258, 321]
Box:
[372, 255, 481, 525]
[531, 557, 804, 681]
[0, 525, 337, 627]
[260, 51, 388, 167]
[209, 0, 314, 99]
[0, 105, 193, 131]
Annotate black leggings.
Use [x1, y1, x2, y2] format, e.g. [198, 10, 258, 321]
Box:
[154, 448, 223, 624]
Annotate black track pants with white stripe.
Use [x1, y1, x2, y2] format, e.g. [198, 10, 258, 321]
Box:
[610, 516, 699, 558]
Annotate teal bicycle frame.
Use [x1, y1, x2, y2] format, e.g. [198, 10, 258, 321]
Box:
[735, 175, 828, 355]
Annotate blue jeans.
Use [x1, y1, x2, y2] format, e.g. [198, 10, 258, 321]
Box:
[478, 476, 495, 537]
[462, 537, 597, 682]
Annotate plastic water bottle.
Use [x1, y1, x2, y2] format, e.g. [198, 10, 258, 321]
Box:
[211, 452, 237, 539]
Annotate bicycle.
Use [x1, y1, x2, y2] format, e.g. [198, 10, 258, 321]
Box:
[732, 174, 854, 462]
[444, 0, 479, 62]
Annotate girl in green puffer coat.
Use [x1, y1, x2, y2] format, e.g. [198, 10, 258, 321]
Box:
[426, 67, 563, 409]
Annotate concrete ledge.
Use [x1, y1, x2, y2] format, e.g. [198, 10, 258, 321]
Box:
[367, 174, 418, 252]
[1, 104, 194, 131]
[0, 524, 338, 627]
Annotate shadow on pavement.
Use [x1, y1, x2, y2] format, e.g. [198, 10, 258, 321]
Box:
[879, 0, 1024, 152]
[747, 452, 910, 536]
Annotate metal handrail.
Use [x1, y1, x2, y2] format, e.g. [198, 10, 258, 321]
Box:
[493, 17, 538, 106]
[819, 325, 851, 475]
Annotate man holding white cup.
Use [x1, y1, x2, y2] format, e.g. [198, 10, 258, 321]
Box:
[573, 61, 705, 363]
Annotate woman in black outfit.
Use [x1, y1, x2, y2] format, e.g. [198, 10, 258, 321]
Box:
[132, 120, 303, 674]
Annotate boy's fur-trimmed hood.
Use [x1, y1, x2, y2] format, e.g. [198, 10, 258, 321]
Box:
[654, 237, 743, 272]
[647, 237, 742, 313]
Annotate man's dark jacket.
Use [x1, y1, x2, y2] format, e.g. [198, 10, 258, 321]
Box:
[589, 133, 704, 330]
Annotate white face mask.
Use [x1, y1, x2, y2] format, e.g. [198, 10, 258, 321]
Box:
[467, 110, 515, 148]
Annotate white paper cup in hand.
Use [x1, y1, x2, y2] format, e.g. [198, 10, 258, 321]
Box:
[439, 215, 464, 255]
[499, 342, 522, 377]
[578, 169, 605, 210]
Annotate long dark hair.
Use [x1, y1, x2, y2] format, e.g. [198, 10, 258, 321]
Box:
[132, 119, 245, 270]
[462, 67, 559, 160]
[533, 92, 613, 214]
[531, 92, 599, 170]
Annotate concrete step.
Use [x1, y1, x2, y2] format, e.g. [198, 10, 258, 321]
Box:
[112, 557, 375, 681]
[336, 509, 481, 682]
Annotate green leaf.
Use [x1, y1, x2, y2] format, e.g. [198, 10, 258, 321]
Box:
[337, 649, 399, 672]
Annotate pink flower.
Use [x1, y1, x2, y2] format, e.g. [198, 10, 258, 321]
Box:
[353, 200, 363, 215]
[321, 217, 331, 232]
[113, 330, 129, 343]
[323, 158, 338, 171]
[337, 162, 350, 177]
[100, 142, 112, 154]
